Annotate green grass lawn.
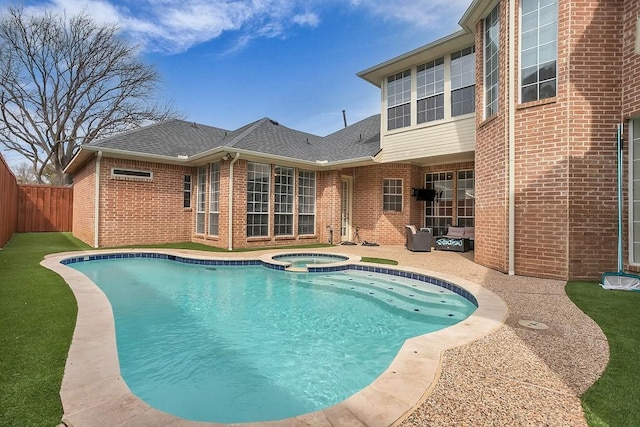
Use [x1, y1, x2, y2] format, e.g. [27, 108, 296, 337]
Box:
[0, 233, 90, 427]
[566, 281, 640, 426]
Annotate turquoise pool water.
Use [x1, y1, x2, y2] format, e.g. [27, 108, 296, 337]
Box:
[69, 257, 476, 423]
[272, 253, 348, 268]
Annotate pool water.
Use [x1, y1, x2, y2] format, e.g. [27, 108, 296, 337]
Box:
[70, 258, 475, 423]
[272, 253, 348, 268]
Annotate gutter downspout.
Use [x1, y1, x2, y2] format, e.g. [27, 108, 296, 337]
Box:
[94, 151, 102, 248]
[508, 0, 516, 275]
[228, 152, 240, 251]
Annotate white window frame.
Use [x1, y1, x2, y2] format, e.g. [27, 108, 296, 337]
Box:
[208, 163, 220, 236]
[417, 58, 445, 124]
[450, 46, 476, 117]
[383, 178, 403, 212]
[457, 169, 475, 227]
[630, 119, 640, 266]
[298, 169, 316, 235]
[519, 0, 558, 103]
[425, 171, 454, 237]
[484, 4, 500, 119]
[274, 166, 294, 236]
[247, 162, 270, 238]
[183, 175, 192, 208]
[386, 69, 412, 130]
[195, 166, 206, 235]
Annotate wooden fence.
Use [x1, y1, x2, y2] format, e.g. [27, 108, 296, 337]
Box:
[17, 185, 73, 232]
[0, 154, 18, 248]
[0, 154, 74, 248]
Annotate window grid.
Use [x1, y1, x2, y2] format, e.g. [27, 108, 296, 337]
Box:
[196, 166, 206, 235]
[520, 0, 558, 103]
[451, 46, 476, 117]
[457, 170, 475, 227]
[484, 4, 500, 119]
[631, 120, 640, 264]
[247, 162, 270, 237]
[387, 70, 411, 130]
[383, 178, 403, 212]
[183, 175, 192, 208]
[417, 58, 445, 124]
[425, 172, 454, 237]
[298, 170, 316, 235]
[208, 163, 220, 235]
[274, 166, 294, 236]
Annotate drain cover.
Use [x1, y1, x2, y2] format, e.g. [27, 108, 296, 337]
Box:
[518, 320, 549, 330]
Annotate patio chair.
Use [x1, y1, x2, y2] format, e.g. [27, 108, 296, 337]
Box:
[405, 225, 432, 252]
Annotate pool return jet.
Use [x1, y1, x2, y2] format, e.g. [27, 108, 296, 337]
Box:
[601, 123, 640, 291]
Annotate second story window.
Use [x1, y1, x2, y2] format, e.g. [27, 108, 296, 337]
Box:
[417, 57, 445, 124]
[451, 47, 476, 116]
[387, 70, 411, 130]
[484, 4, 500, 119]
[520, 0, 557, 103]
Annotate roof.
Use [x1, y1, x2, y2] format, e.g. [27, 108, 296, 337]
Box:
[357, 30, 474, 87]
[65, 115, 381, 173]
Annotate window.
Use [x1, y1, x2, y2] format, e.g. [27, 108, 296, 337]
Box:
[520, 0, 558, 102]
[457, 170, 475, 227]
[298, 170, 316, 235]
[484, 4, 500, 118]
[196, 166, 206, 234]
[417, 58, 445, 123]
[387, 70, 411, 130]
[111, 168, 152, 179]
[425, 172, 453, 237]
[451, 47, 476, 116]
[631, 120, 640, 264]
[209, 163, 220, 235]
[274, 166, 294, 236]
[183, 175, 192, 208]
[383, 178, 403, 212]
[247, 162, 270, 237]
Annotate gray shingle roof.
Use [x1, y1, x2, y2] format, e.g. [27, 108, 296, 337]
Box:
[82, 114, 381, 163]
[86, 119, 230, 157]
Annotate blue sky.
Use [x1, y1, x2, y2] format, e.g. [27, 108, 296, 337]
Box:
[1, 0, 471, 166]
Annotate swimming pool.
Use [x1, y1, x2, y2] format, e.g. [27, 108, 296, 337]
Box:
[64, 253, 476, 423]
[272, 253, 349, 268]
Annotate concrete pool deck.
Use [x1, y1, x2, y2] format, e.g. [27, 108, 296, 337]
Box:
[42, 245, 607, 426]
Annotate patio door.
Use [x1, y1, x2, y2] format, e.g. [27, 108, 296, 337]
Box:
[340, 177, 353, 242]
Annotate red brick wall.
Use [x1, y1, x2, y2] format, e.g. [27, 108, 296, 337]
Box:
[474, 11, 509, 274]
[72, 158, 96, 246]
[473, 0, 626, 280]
[565, 0, 623, 279]
[97, 158, 194, 247]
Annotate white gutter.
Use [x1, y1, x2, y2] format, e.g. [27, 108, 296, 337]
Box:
[508, 0, 516, 275]
[94, 151, 102, 248]
[228, 152, 240, 251]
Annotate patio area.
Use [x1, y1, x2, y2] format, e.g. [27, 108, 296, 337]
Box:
[48, 244, 608, 426]
[329, 245, 608, 426]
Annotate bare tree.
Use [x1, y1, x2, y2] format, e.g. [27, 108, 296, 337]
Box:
[0, 7, 177, 184]
[13, 161, 37, 184]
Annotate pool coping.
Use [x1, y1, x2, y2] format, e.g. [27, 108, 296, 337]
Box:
[42, 249, 508, 427]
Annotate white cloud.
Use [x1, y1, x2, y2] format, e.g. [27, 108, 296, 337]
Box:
[4, 0, 470, 54]
[347, 0, 470, 29]
[292, 12, 319, 28]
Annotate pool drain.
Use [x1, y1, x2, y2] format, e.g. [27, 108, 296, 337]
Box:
[518, 319, 549, 330]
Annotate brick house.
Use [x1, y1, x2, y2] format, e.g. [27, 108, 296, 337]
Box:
[66, 0, 640, 281]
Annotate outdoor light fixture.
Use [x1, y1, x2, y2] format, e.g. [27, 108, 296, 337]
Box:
[222, 153, 231, 161]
